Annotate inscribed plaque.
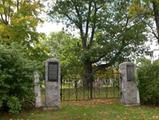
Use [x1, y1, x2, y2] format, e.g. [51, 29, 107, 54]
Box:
[48, 62, 58, 82]
[127, 64, 135, 81]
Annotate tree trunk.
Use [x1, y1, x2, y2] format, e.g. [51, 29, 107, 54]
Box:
[152, 1, 159, 43]
[83, 60, 93, 99]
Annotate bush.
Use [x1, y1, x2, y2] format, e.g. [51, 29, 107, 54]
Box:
[7, 97, 21, 114]
[0, 43, 38, 113]
[138, 59, 159, 105]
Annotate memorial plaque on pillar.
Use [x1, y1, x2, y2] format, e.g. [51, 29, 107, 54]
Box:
[127, 64, 135, 81]
[119, 62, 140, 106]
[48, 62, 58, 82]
[45, 58, 61, 109]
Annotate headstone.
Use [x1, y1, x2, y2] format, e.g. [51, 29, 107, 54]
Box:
[45, 58, 61, 109]
[119, 62, 140, 106]
[34, 71, 42, 107]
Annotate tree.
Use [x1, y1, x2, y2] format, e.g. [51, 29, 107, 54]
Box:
[129, 0, 159, 43]
[0, 1, 48, 113]
[0, 0, 50, 63]
[49, 0, 147, 90]
[46, 31, 82, 78]
[152, 0, 159, 43]
[0, 0, 47, 59]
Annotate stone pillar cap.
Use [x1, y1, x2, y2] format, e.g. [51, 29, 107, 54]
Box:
[45, 58, 59, 63]
[119, 62, 135, 66]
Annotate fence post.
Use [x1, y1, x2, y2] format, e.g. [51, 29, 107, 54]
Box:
[75, 80, 78, 100]
[60, 74, 63, 101]
[90, 79, 93, 99]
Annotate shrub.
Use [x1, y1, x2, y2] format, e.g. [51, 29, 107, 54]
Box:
[0, 97, 2, 108]
[7, 97, 21, 114]
[0, 43, 38, 113]
[138, 59, 159, 105]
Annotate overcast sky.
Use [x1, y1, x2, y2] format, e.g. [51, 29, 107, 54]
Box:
[37, 22, 64, 35]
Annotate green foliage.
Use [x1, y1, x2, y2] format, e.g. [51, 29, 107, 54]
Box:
[138, 59, 159, 105]
[0, 0, 42, 43]
[0, 97, 2, 108]
[0, 1, 47, 112]
[47, 32, 82, 77]
[0, 43, 37, 113]
[49, 0, 147, 70]
[129, 0, 159, 43]
[0, 0, 47, 62]
[93, 1, 147, 63]
[7, 97, 21, 114]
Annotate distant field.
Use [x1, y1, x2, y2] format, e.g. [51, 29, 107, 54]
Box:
[1, 99, 159, 120]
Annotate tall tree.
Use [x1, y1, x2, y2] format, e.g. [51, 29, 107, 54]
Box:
[152, 0, 159, 43]
[0, 0, 43, 48]
[0, 0, 48, 61]
[49, 0, 147, 89]
[130, 0, 159, 43]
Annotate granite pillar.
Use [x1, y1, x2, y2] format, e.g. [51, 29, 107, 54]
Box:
[34, 71, 42, 107]
[45, 58, 61, 109]
[119, 62, 140, 106]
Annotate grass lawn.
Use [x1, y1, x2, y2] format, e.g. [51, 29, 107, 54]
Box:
[1, 99, 159, 120]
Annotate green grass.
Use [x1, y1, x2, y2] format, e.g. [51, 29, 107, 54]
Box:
[1, 100, 159, 120]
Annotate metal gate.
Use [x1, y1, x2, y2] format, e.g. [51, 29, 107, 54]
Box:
[61, 71, 120, 101]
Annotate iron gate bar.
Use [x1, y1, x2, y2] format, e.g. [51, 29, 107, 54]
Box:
[61, 72, 120, 101]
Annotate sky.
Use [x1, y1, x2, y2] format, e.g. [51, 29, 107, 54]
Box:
[36, 0, 64, 35]
[37, 22, 64, 35]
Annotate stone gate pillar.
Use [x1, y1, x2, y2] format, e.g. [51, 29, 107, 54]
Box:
[119, 62, 140, 106]
[45, 58, 61, 109]
[34, 71, 42, 107]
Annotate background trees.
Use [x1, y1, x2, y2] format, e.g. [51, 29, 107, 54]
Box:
[130, 0, 159, 43]
[46, 32, 82, 77]
[0, 0, 48, 61]
[49, 0, 147, 88]
[0, 0, 41, 44]
[0, 0, 47, 113]
[152, 0, 159, 42]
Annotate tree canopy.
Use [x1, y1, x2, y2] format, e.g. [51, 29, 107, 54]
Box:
[49, 0, 147, 71]
[46, 31, 82, 77]
[0, 0, 48, 61]
[0, 0, 42, 44]
[129, 0, 159, 43]
[47, 0, 148, 89]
